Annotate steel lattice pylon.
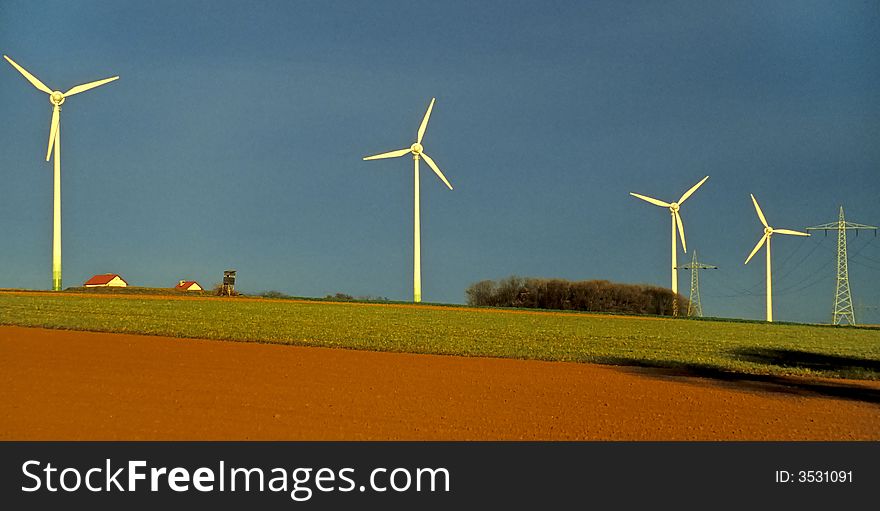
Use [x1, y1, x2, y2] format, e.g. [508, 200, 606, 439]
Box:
[807, 207, 878, 326]
[676, 250, 717, 317]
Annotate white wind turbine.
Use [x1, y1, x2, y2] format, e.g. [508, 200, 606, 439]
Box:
[363, 98, 453, 303]
[744, 194, 810, 322]
[4, 55, 118, 291]
[630, 176, 709, 316]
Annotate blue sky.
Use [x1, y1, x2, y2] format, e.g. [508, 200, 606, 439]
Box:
[1, 0, 878, 323]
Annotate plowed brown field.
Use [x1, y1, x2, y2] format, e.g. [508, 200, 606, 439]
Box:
[1, 325, 877, 440]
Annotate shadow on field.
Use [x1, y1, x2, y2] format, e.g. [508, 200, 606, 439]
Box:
[599, 356, 880, 406]
[732, 348, 880, 377]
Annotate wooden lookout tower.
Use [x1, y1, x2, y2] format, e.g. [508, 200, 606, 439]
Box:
[219, 269, 236, 296]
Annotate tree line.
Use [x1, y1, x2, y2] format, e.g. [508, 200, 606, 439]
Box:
[465, 276, 689, 316]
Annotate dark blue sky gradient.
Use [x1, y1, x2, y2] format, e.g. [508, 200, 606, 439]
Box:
[1, 1, 878, 323]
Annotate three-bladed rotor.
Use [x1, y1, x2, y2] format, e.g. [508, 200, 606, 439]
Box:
[629, 175, 708, 253]
[4, 55, 119, 162]
[744, 194, 810, 264]
[362, 97, 453, 190]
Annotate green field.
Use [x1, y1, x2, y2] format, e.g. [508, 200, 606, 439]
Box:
[1, 291, 879, 380]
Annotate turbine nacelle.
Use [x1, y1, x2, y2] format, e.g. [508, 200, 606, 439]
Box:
[50, 91, 65, 106]
[410, 142, 423, 156]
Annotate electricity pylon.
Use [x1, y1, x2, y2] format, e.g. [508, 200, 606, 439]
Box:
[806, 206, 877, 325]
[676, 250, 716, 317]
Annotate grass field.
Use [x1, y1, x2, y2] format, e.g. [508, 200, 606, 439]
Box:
[1, 291, 879, 380]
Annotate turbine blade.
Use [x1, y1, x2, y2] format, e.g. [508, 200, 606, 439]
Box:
[745, 234, 768, 264]
[773, 228, 810, 237]
[363, 148, 411, 160]
[750, 194, 768, 228]
[64, 76, 119, 97]
[417, 98, 435, 144]
[46, 107, 59, 162]
[421, 152, 453, 190]
[675, 211, 687, 253]
[678, 175, 709, 205]
[629, 193, 670, 208]
[3, 55, 52, 95]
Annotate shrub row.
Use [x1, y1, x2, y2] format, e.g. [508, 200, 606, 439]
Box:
[465, 276, 689, 316]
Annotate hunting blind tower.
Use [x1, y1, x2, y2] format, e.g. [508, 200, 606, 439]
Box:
[220, 270, 236, 296]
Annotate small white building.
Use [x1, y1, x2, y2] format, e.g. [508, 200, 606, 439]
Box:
[175, 280, 203, 292]
[84, 274, 128, 287]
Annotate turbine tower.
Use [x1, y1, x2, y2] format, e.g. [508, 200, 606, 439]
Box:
[744, 194, 810, 322]
[4, 55, 118, 291]
[676, 250, 716, 317]
[630, 176, 709, 316]
[806, 206, 877, 325]
[363, 98, 453, 303]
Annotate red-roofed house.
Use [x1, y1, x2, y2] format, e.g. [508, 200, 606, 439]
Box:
[175, 280, 203, 292]
[84, 274, 128, 287]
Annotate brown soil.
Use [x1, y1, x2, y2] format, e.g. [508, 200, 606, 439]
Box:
[1, 325, 877, 440]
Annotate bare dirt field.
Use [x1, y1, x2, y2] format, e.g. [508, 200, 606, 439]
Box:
[1, 325, 878, 440]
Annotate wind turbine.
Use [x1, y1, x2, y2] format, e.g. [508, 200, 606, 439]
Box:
[744, 194, 810, 322]
[630, 176, 709, 316]
[4, 55, 118, 291]
[363, 98, 453, 303]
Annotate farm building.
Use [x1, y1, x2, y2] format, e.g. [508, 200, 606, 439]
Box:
[83, 274, 128, 287]
[175, 280, 203, 291]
